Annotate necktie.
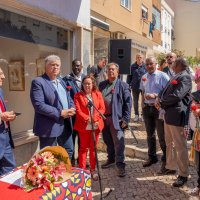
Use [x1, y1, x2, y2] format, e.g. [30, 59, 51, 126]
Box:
[0, 99, 8, 127]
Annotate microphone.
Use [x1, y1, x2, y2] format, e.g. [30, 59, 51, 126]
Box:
[65, 74, 81, 82]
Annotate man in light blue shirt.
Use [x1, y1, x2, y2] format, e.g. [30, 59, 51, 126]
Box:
[140, 56, 169, 173]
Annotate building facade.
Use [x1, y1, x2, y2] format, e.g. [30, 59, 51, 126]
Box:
[0, 0, 90, 165]
[166, 0, 200, 57]
[91, 0, 162, 65]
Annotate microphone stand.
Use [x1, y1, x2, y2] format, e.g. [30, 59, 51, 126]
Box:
[66, 75, 112, 199]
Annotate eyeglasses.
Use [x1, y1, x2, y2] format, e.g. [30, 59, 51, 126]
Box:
[166, 56, 173, 59]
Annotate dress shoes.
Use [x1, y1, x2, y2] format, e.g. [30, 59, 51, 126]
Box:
[157, 167, 176, 175]
[101, 160, 115, 169]
[172, 176, 188, 187]
[116, 167, 126, 177]
[143, 159, 158, 167]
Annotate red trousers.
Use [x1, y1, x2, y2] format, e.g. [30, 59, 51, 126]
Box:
[78, 130, 100, 170]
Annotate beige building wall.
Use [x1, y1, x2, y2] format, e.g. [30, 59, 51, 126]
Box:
[91, 0, 152, 35]
[166, 0, 200, 56]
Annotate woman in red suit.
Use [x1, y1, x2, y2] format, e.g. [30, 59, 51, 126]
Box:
[74, 75, 105, 181]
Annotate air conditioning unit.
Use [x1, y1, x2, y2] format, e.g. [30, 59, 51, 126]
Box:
[112, 31, 126, 39]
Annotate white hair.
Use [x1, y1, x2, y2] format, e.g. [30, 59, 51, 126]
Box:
[44, 55, 61, 66]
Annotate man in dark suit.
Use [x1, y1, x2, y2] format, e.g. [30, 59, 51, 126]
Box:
[63, 59, 85, 165]
[163, 52, 177, 78]
[99, 63, 132, 177]
[30, 55, 76, 159]
[156, 58, 192, 187]
[0, 67, 16, 175]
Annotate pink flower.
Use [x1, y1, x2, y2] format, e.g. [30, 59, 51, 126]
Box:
[27, 166, 38, 182]
[111, 88, 115, 94]
[171, 80, 178, 85]
[142, 77, 147, 81]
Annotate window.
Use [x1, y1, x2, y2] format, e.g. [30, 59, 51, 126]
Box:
[141, 5, 148, 20]
[152, 6, 161, 31]
[121, 0, 131, 10]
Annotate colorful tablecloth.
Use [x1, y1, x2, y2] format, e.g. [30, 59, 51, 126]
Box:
[0, 167, 92, 200]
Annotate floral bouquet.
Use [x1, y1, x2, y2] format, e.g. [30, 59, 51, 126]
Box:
[22, 146, 72, 192]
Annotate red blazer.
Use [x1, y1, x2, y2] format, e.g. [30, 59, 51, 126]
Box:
[74, 90, 105, 132]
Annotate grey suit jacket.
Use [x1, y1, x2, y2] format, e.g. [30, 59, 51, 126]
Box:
[160, 69, 192, 127]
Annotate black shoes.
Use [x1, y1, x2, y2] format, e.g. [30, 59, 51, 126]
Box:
[157, 167, 176, 175]
[143, 159, 158, 167]
[117, 168, 126, 177]
[172, 176, 188, 187]
[101, 160, 115, 169]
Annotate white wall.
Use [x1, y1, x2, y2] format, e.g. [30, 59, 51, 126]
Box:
[19, 0, 90, 28]
[166, 0, 200, 56]
[0, 37, 70, 134]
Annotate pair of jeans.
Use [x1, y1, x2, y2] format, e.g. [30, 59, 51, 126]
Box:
[143, 105, 166, 162]
[0, 131, 16, 176]
[102, 116, 125, 169]
[132, 89, 141, 116]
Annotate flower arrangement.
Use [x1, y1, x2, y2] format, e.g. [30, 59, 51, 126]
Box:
[142, 77, 147, 81]
[171, 80, 178, 85]
[22, 146, 71, 192]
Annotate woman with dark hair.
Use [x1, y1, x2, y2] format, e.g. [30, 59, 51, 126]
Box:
[74, 75, 105, 181]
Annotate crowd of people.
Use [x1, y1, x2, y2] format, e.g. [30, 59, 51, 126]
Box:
[1, 52, 200, 196]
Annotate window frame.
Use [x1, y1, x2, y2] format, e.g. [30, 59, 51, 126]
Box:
[120, 0, 132, 11]
[141, 5, 148, 20]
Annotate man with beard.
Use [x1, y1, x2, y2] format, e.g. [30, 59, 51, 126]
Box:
[163, 52, 177, 78]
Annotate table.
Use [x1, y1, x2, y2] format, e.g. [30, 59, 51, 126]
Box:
[0, 167, 92, 200]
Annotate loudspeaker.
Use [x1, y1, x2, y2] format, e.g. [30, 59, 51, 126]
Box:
[109, 39, 132, 74]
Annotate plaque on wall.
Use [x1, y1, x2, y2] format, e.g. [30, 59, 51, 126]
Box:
[36, 58, 45, 76]
[8, 61, 25, 91]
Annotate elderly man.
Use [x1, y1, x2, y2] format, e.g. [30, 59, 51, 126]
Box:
[63, 59, 85, 165]
[30, 55, 76, 159]
[99, 63, 132, 177]
[140, 56, 169, 172]
[163, 52, 177, 78]
[156, 58, 192, 187]
[0, 67, 16, 175]
[127, 53, 146, 122]
[88, 57, 107, 86]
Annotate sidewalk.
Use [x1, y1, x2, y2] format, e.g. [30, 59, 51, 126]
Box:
[98, 119, 192, 161]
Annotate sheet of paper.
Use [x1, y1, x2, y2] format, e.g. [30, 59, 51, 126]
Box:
[0, 169, 23, 187]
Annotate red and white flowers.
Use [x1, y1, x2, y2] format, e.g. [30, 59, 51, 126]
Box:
[22, 146, 71, 192]
[142, 77, 147, 81]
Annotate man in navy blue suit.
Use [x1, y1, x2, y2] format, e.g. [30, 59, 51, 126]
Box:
[63, 59, 85, 165]
[99, 63, 132, 177]
[30, 55, 76, 159]
[0, 67, 16, 175]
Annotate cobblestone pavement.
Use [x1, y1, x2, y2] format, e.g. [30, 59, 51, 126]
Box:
[92, 152, 198, 200]
[92, 119, 199, 200]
